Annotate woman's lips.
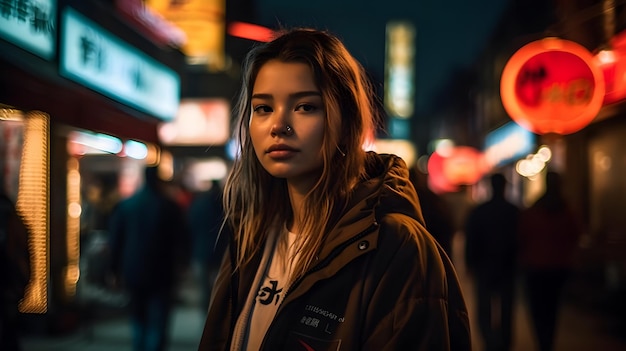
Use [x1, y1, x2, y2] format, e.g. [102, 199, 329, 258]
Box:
[266, 144, 298, 159]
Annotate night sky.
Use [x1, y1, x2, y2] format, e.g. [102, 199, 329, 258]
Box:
[253, 0, 511, 116]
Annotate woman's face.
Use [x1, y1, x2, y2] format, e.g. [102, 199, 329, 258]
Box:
[249, 60, 327, 189]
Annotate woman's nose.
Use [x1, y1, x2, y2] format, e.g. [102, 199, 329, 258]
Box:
[270, 123, 292, 137]
[270, 109, 292, 137]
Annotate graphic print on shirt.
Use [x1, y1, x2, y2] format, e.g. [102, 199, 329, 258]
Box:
[255, 231, 297, 307]
[258, 279, 283, 305]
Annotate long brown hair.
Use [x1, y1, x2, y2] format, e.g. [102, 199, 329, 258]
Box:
[224, 28, 382, 280]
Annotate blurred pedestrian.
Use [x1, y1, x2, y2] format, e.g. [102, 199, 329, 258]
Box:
[0, 190, 30, 351]
[198, 28, 471, 350]
[409, 166, 455, 256]
[188, 179, 226, 313]
[108, 165, 190, 351]
[464, 173, 519, 351]
[518, 171, 582, 351]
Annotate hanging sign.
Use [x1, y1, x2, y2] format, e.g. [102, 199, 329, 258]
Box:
[0, 0, 56, 59]
[500, 38, 605, 135]
[483, 121, 535, 168]
[60, 7, 180, 121]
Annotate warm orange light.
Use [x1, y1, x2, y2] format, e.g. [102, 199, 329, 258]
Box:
[65, 158, 81, 298]
[17, 111, 50, 314]
[146, 0, 226, 69]
[501, 38, 605, 135]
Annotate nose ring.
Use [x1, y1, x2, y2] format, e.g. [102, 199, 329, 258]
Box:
[285, 125, 294, 136]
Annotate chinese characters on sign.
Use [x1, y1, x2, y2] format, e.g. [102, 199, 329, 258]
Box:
[0, 0, 56, 59]
[60, 7, 180, 121]
[500, 38, 605, 135]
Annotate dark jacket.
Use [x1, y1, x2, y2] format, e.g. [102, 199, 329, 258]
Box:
[464, 196, 519, 283]
[188, 182, 226, 268]
[109, 175, 190, 294]
[199, 152, 471, 350]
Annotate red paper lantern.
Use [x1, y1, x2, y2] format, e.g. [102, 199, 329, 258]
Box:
[596, 30, 626, 105]
[427, 146, 486, 194]
[501, 38, 605, 135]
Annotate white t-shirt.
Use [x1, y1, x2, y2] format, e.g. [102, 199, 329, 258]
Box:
[231, 230, 299, 351]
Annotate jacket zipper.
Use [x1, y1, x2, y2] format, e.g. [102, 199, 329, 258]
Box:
[260, 221, 378, 350]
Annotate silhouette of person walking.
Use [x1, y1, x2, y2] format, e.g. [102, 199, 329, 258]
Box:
[188, 179, 226, 313]
[108, 165, 190, 351]
[0, 189, 30, 351]
[465, 173, 519, 351]
[518, 171, 582, 351]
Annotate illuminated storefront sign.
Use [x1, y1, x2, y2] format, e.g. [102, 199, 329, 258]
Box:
[500, 38, 605, 135]
[158, 98, 231, 146]
[385, 21, 415, 120]
[0, 0, 56, 60]
[145, 0, 226, 69]
[483, 121, 535, 168]
[60, 7, 180, 121]
[370, 138, 416, 166]
[0, 110, 51, 314]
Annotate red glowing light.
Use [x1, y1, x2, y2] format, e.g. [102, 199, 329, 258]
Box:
[427, 146, 486, 194]
[501, 38, 605, 135]
[228, 21, 275, 42]
[596, 30, 626, 105]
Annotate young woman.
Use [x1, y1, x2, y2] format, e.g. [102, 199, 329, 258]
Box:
[199, 28, 471, 351]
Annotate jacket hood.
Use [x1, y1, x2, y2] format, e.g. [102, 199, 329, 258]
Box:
[365, 152, 424, 225]
[320, 152, 425, 255]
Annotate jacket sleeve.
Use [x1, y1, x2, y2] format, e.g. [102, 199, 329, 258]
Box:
[362, 213, 472, 351]
[198, 240, 235, 351]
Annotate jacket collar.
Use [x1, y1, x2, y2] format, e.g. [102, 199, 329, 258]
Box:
[287, 152, 423, 297]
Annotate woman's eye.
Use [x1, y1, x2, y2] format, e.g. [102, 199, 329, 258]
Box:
[253, 105, 272, 113]
[296, 104, 316, 112]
